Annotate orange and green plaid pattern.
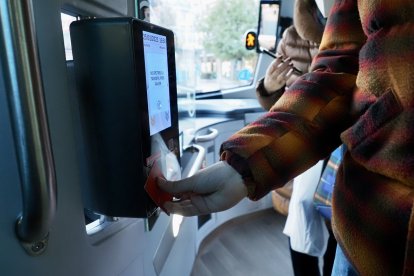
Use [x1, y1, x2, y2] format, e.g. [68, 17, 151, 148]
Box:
[221, 0, 414, 275]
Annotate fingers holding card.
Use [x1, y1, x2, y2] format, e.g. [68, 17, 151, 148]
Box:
[144, 160, 173, 215]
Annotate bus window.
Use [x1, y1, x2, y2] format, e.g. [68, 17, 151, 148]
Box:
[150, 0, 260, 95]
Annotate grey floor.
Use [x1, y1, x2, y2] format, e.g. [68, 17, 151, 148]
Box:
[191, 208, 294, 276]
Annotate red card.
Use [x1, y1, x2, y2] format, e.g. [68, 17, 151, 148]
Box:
[144, 161, 172, 215]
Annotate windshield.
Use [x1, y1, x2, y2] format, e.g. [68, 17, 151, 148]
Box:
[150, 0, 259, 95]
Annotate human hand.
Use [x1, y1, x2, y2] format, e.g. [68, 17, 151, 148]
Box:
[263, 56, 299, 93]
[157, 161, 248, 216]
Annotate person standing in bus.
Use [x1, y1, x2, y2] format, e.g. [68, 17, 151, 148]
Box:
[255, 0, 336, 275]
[159, 0, 414, 275]
[256, 0, 323, 110]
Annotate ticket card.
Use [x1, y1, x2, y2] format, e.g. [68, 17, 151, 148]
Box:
[144, 161, 172, 215]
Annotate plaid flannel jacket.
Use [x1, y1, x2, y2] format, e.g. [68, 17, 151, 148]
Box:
[220, 0, 414, 274]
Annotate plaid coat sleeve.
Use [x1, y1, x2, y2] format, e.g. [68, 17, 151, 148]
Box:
[220, 0, 366, 200]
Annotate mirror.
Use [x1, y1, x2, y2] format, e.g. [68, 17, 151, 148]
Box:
[257, 0, 281, 53]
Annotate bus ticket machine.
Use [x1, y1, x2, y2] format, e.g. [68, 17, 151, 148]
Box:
[70, 18, 180, 218]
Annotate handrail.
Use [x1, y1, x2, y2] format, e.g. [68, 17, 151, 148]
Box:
[0, 0, 57, 255]
[194, 128, 219, 143]
[185, 144, 206, 178]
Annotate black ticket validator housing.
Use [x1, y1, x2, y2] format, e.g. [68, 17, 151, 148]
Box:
[70, 18, 179, 218]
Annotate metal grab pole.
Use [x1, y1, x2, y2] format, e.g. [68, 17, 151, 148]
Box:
[0, 0, 57, 255]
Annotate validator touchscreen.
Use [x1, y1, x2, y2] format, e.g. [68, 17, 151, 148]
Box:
[143, 31, 172, 136]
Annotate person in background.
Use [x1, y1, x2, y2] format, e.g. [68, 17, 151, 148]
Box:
[256, 0, 324, 110]
[159, 0, 414, 275]
[140, 0, 150, 22]
[256, 1, 336, 275]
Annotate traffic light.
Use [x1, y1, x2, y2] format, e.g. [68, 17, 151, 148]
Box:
[245, 31, 257, 50]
